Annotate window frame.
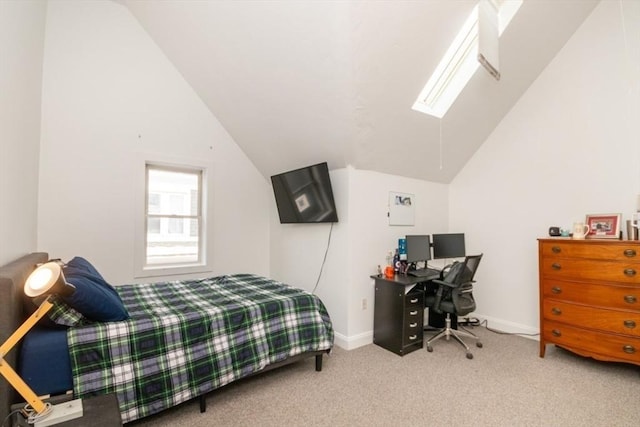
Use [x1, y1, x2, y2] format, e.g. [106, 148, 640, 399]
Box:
[134, 157, 212, 279]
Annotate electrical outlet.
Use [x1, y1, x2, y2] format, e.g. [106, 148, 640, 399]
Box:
[361, 298, 367, 310]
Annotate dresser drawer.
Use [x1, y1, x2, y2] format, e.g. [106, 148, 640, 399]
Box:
[540, 258, 640, 283]
[543, 321, 640, 364]
[541, 279, 640, 310]
[540, 241, 640, 262]
[542, 299, 640, 336]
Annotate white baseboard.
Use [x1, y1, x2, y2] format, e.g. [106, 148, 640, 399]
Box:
[469, 314, 540, 340]
[334, 315, 540, 350]
[333, 330, 372, 350]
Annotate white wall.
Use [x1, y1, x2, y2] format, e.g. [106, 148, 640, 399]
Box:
[0, 1, 46, 266]
[37, 0, 270, 284]
[450, 0, 640, 334]
[270, 165, 448, 348]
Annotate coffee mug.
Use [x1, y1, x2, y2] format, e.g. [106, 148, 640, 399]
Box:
[384, 265, 395, 278]
[572, 222, 589, 239]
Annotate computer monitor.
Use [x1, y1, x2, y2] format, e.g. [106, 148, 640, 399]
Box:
[405, 235, 431, 263]
[432, 233, 466, 259]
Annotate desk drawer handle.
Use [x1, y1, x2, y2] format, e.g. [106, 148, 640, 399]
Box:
[623, 345, 636, 354]
[552, 329, 561, 337]
[624, 320, 636, 329]
[552, 246, 561, 254]
[551, 307, 562, 315]
[624, 268, 637, 277]
[624, 295, 637, 304]
[551, 263, 561, 270]
[551, 286, 562, 294]
[409, 310, 418, 316]
[409, 298, 419, 304]
[408, 335, 417, 341]
[624, 249, 637, 258]
[409, 322, 418, 328]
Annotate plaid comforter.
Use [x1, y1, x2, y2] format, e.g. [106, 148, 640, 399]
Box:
[66, 274, 334, 423]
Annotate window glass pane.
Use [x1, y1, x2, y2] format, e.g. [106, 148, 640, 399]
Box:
[168, 217, 184, 234]
[146, 166, 201, 267]
[147, 169, 199, 215]
[148, 217, 161, 234]
[148, 193, 161, 214]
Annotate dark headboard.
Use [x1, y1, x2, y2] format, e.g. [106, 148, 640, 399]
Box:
[0, 252, 48, 422]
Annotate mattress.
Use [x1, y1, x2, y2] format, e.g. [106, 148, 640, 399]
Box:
[18, 326, 73, 396]
[68, 274, 334, 423]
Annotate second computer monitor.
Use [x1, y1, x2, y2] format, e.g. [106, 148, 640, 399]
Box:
[432, 233, 466, 259]
[405, 235, 431, 263]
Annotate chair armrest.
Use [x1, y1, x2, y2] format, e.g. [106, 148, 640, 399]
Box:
[431, 279, 456, 288]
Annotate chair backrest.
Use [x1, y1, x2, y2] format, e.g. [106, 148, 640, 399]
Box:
[433, 254, 483, 315]
[462, 254, 482, 283]
[441, 254, 482, 286]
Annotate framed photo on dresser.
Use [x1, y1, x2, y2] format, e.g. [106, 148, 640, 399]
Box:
[585, 213, 621, 239]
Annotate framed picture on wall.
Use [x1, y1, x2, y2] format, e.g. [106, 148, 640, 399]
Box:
[388, 191, 414, 226]
[586, 213, 621, 239]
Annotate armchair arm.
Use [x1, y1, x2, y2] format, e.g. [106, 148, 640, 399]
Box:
[431, 279, 457, 289]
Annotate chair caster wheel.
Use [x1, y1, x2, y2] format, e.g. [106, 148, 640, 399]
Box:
[426, 345, 433, 352]
[476, 342, 483, 348]
[466, 352, 473, 359]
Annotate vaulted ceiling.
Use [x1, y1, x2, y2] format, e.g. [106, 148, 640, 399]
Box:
[123, 0, 599, 183]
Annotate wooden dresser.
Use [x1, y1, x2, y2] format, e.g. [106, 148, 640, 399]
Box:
[538, 238, 640, 366]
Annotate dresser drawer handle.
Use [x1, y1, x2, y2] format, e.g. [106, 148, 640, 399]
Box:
[552, 329, 561, 337]
[623, 345, 636, 354]
[624, 295, 637, 304]
[409, 310, 418, 316]
[551, 286, 562, 294]
[624, 268, 637, 277]
[551, 246, 561, 254]
[408, 335, 417, 341]
[624, 249, 637, 258]
[624, 320, 636, 329]
[409, 298, 419, 304]
[551, 307, 562, 315]
[409, 322, 418, 328]
[551, 263, 562, 270]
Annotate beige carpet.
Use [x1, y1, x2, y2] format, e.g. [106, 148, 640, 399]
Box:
[129, 327, 640, 426]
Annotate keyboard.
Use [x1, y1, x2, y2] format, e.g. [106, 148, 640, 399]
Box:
[408, 268, 441, 278]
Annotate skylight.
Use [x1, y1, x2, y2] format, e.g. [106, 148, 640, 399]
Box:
[412, 0, 522, 119]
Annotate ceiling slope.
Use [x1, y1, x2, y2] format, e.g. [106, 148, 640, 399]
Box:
[124, 0, 598, 183]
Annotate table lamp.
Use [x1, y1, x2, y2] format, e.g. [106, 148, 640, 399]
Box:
[0, 262, 83, 426]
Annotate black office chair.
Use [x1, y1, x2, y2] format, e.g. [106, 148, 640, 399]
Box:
[425, 254, 483, 359]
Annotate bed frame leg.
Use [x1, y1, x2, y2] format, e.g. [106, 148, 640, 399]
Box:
[199, 395, 206, 413]
[315, 354, 323, 372]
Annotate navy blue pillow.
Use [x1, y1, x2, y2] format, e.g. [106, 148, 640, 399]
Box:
[61, 257, 129, 322]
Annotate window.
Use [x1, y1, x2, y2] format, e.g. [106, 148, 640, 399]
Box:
[144, 164, 203, 269]
[412, 0, 522, 118]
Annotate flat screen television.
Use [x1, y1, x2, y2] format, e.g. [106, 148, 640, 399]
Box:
[271, 162, 339, 224]
[432, 233, 466, 259]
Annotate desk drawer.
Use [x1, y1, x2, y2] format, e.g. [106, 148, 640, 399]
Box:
[405, 291, 424, 308]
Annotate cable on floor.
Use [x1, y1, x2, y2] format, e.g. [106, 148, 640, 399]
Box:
[458, 317, 540, 337]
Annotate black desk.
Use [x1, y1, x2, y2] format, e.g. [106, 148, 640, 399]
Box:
[371, 273, 456, 356]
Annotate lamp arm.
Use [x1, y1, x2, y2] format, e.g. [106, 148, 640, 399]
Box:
[0, 296, 54, 414]
[0, 355, 46, 413]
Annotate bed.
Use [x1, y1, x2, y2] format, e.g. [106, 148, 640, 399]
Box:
[0, 253, 334, 424]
